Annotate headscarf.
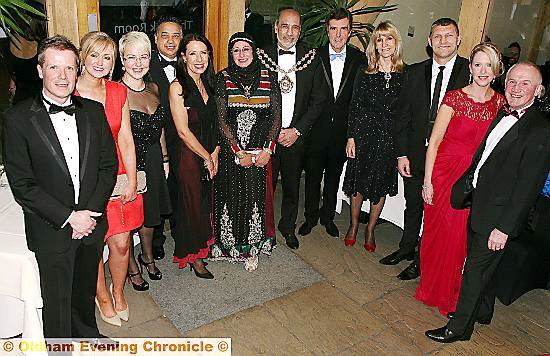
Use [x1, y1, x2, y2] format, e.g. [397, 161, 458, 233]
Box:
[227, 32, 261, 93]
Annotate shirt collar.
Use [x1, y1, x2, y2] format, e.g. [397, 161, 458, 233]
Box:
[277, 44, 297, 54]
[432, 54, 457, 72]
[329, 45, 346, 56]
[158, 52, 177, 62]
[42, 90, 72, 109]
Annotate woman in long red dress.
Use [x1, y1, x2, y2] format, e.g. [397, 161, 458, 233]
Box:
[76, 32, 143, 326]
[416, 43, 506, 316]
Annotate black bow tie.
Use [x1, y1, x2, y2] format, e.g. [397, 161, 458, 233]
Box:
[278, 49, 294, 56]
[503, 105, 520, 119]
[159, 57, 177, 69]
[43, 97, 76, 116]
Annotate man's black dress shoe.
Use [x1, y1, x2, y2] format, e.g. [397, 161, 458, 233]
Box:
[397, 261, 420, 280]
[153, 245, 165, 260]
[425, 326, 469, 343]
[447, 312, 455, 319]
[284, 232, 299, 249]
[379, 250, 414, 265]
[321, 221, 339, 238]
[298, 221, 316, 236]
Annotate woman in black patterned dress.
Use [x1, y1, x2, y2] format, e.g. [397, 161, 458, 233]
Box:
[119, 31, 172, 290]
[343, 22, 405, 252]
[212, 32, 281, 272]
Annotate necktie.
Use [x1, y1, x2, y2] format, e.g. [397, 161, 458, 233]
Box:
[159, 57, 177, 69]
[427, 65, 445, 138]
[503, 105, 520, 118]
[278, 49, 294, 56]
[43, 97, 76, 116]
[329, 53, 345, 61]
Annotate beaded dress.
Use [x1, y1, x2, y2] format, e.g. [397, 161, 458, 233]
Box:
[211, 68, 281, 262]
[415, 89, 506, 315]
[125, 82, 171, 228]
[343, 69, 403, 203]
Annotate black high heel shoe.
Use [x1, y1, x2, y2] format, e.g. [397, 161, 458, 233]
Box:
[127, 271, 149, 291]
[190, 263, 214, 279]
[138, 254, 162, 280]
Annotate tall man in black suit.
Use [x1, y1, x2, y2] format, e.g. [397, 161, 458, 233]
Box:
[149, 16, 182, 260]
[2, 35, 118, 338]
[259, 8, 327, 249]
[426, 62, 550, 343]
[245, 0, 265, 48]
[380, 18, 469, 280]
[299, 8, 366, 238]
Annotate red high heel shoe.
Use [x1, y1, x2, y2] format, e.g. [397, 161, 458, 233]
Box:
[344, 237, 356, 246]
[343, 225, 358, 247]
[364, 243, 376, 252]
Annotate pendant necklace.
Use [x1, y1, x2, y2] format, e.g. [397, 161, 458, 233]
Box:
[378, 63, 393, 89]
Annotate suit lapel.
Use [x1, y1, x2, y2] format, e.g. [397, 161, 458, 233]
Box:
[447, 57, 466, 92]
[319, 46, 334, 97]
[294, 44, 306, 115]
[335, 47, 356, 101]
[74, 96, 91, 183]
[424, 61, 432, 119]
[28, 96, 71, 179]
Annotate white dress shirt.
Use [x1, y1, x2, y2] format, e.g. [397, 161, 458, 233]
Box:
[431, 54, 457, 111]
[472, 105, 530, 187]
[159, 53, 177, 84]
[42, 91, 80, 204]
[278, 45, 297, 128]
[329, 46, 346, 99]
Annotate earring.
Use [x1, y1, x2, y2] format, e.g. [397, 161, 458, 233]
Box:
[469, 73, 472, 84]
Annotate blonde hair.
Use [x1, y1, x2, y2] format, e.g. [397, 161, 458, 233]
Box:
[79, 31, 116, 79]
[119, 31, 151, 60]
[469, 42, 504, 77]
[366, 21, 404, 74]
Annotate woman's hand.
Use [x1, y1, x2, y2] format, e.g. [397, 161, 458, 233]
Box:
[422, 182, 434, 205]
[254, 150, 271, 168]
[204, 157, 215, 179]
[346, 138, 355, 158]
[238, 153, 254, 167]
[121, 180, 138, 204]
[211, 147, 220, 176]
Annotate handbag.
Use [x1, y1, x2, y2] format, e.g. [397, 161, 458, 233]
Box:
[110, 171, 147, 200]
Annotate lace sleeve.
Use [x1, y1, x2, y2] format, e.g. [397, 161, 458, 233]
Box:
[441, 89, 460, 110]
[347, 70, 366, 139]
[215, 71, 240, 151]
[265, 71, 282, 151]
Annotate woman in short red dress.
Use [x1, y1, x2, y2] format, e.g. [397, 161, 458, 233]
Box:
[76, 32, 143, 326]
[416, 43, 506, 316]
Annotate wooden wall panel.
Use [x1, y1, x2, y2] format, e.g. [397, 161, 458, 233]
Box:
[206, 0, 245, 71]
[45, 0, 99, 46]
[457, 0, 493, 57]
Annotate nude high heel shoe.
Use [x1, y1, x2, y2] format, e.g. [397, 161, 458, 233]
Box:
[95, 297, 121, 327]
[110, 283, 129, 322]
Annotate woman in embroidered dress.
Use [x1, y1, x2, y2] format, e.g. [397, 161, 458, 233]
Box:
[169, 33, 217, 278]
[416, 43, 506, 316]
[76, 31, 143, 326]
[212, 32, 281, 272]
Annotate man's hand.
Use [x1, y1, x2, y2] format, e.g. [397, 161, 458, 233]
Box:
[278, 128, 299, 147]
[346, 138, 355, 158]
[397, 157, 412, 177]
[69, 210, 102, 239]
[488, 228, 508, 251]
[238, 153, 254, 167]
[254, 150, 271, 167]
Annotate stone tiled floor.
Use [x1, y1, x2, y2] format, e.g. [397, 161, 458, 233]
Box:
[99, 188, 550, 355]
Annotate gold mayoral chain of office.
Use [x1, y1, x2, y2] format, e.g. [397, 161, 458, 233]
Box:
[256, 48, 317, 94]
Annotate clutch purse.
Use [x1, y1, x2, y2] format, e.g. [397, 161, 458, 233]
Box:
[110, 171, 147, 200]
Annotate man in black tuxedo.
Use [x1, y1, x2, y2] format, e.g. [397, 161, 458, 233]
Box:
[149, 16, 183, 260]
[380, 18, 469, 280]
[245, 0, 265, 48]
[426, 62, 550, 343]
[2, 35, 117, 338]
[260, 8, 327, 249]
[299, 8, 366, 238]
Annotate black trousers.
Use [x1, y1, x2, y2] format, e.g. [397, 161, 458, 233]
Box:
[153, 154, 178, 248]
[34, 236, 103, 338]
[303, 141, 346, 224]
[271, 140, 305, 234]
[448, 223, 504, 337]
[399, 172, 424, 264]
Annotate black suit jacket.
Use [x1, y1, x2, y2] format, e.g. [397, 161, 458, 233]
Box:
[2, 95, 118, 253]
[395, 56, 470, 173]
[262, 43, 328, 136]
[149, 51, 178, 153]
[245, 12, 265, 48]
[308, 45, 367, 148]
[451, 105, 550, 237]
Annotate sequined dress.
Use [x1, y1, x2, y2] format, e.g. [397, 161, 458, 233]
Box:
[127, 83, 172, 228]
[343, 70, 403, 203]
[211, 69, 281, 262]
[415, 89, 506, 315]
[172, 81, 217, 268]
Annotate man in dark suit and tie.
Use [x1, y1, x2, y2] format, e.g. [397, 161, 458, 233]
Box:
[2, 35, 118, 338]
[299, 8, 366, 238]
[380, 18, 470, 280]
[259, 8, 327, 249]
[425, 62, 550, 343]
[149, 16, 182, 260]
[245, 0, 265, 48]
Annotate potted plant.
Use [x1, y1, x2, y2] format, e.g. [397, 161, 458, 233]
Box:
[0, 0, 45, 39]
[301, 0, 397, 50]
